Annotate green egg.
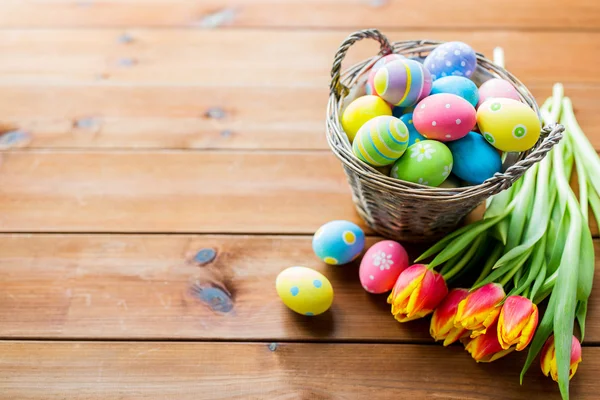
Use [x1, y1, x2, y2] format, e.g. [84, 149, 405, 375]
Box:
[391, 140, 453, 187]
[352, 115, 409, 167]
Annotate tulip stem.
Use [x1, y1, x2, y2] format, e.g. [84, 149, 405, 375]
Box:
[474, 244, 503, 286]
[441, 235, 483, 281]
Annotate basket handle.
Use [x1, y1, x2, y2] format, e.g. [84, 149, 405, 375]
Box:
[330, 29, 393, 99]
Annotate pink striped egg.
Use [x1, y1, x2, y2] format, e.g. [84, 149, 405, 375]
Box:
[374, 59, 432, 108]
[413, 93, 476, 142]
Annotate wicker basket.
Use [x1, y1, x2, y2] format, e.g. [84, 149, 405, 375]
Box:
[326, 29, 564, 242]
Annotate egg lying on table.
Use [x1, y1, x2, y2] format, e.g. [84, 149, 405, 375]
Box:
[359, 240, 409, 294]
[477, 78, 521, 108]
[400, 113, 426, 146]
[424, 41, 477, 80]
[374, 59, 432, 107]
[353, 115, 409, 167]
[413, 93, 476, 142]
[276, 266, 333, 316]
[447, 131, 502, 184]
[477, 98, 541, 152]
[341, 95, 392, 142]
[431, 76, 479, 107]
[366, 54, 406, 96]
[390, 140, 453, 187]
[313, 220, 365, 265]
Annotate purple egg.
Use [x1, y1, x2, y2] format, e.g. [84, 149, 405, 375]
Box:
[424, 42, 477, 81]
[373, 59, 432, 107]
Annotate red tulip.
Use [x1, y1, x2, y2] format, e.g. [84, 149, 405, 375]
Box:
[387, 264, 448, 322]
[430, 288, 470, 346]
[455, 283, 505, 338]
[497, 295, 538, 351]
[464, 320, 515, 362]
[540, 335, 582, 382]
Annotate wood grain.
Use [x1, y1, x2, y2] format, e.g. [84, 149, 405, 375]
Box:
[0, 341, 597, 399]
[0, 234, 597, 343]
[0, 151, 597, 236]
[1, 0, 598, 30]
[0, 30, 596, 85]
[1, 84, 598, 151]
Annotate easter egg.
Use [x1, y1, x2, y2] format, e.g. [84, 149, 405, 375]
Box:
[373, 59, 432, 107]
[477, 98, 541, 152]
[400, 113, 426, 146]
[413, 93, 476, 142]
[359, 240, 409, 294]
[447, 131, 502, 184]
[424, 42, 477, 80]
[313, 220, 365, 265]
[431, 76, 479, 107]
[353, 115, 409, 167]
[341, 95, 392, 143]
[366, 54, 406, 95]
[477, 78, 521, 108]
[276, 266, 333, 316]
[391, 140, 453, 187]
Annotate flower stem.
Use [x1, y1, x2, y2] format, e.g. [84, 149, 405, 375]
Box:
[442, 235, 483, 281]
[474, 244, 503, 285]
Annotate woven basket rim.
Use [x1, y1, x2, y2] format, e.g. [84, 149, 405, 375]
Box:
[326, 30, 564, 201]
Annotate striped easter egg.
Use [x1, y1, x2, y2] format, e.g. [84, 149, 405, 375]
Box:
[374, 59, 432, 108]
[365, 54, 406, 96]
[352, 115, 409, 167]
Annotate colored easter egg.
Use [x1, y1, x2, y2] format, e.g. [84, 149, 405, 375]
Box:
[477, 98, 541, 152]
[353, 115, 409, 167]
[431, 76, 479, 107]
[276, 266, 333, 316]
[413, 93, 476, 142]
[400, 113, 426, 146]
[341, 95, 392, 143]
[446, 131, 503, 184]
[477, 78, 521, 108]
[366, 54, 406, 95]
[359, 240, 409, 294]
[313, 220, 365, 265]
[391, 140, 453, 187]
[374, 59, 432, 107]
[424, 42, 477, 80]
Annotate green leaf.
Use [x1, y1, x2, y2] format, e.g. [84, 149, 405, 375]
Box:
[415, 219, 486, 262]
[546, 204, 570, 276]
[577, 224, 595, 301]
[443, 235, 485, 281]
[474, 243, 504, 286]
[530, 261, 547, 302]
[589, 187, 600, 231]
[505, 165, 538, 251]
[576, 300, 588, 342]
[428, 216, 504, 269]
[520, 291, 556, 384]
[491, 218, 509, 245]
[472, 247, 532, 290]
[485, 178, 519, 219]
[510, 234, 546, 298]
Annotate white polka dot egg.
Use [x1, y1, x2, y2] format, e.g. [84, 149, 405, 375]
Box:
[313, 220, 365, 265]
[476, 98, 541, 152]
[276, 266, 333, 316]
[424, 41, 477, 80]
[413, 93, 476, 142]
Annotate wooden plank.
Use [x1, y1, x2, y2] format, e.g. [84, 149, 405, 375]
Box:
[1, 84, 598, 151]
[0, 341, 597, 399]
[0, 0, 598, 30]
[0, 234, 598, 343]
[0, 151, 597, 235]
[0, 30, 597, 85]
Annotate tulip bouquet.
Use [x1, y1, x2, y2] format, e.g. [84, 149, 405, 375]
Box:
[388, 84, 596, 399]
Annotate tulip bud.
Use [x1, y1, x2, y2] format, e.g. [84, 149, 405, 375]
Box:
[387, 264, 448, 322]
[455, 283, 505, 338]
[464, 320, 514, 362]
[430, 288, 470, 346]
[540, 335, 582, 382]
[497, 295, 538, 351]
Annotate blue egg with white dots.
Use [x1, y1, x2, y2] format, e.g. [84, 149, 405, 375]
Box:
[430, 76, 479, 107]
[424, 42, 477, 81]
[312, 220, 365, 265]
[400, 113, 426, 146]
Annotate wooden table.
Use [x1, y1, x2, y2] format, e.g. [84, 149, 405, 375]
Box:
[0, 1, 598, 399]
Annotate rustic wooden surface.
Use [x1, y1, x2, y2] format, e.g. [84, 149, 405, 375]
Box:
[0, 1, 598, 399]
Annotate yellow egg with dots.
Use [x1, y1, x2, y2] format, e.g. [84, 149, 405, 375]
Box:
[341, 95, 392, 143]
[476, 98, 541, 152]
[276, 266, 333, 316]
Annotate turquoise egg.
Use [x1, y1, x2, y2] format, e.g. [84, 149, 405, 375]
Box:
[400, 113, 426, 146]
[353, 115, 409, 167]
[312, 220, 365, 265]
[446, 131, 502, 184]
[431, 76, 479, 107]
